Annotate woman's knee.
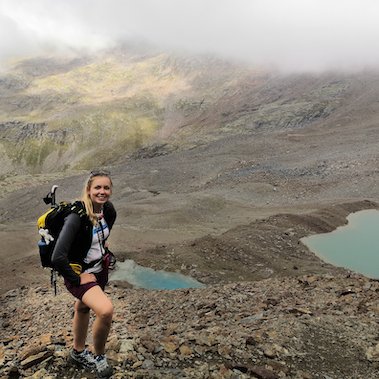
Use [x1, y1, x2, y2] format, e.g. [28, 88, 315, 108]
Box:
[81, 286, 114, 322]
[97, 303, 114, 323]
[75, 300, 90, 314]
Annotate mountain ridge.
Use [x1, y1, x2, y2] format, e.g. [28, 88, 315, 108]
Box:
[2, 47, 377, 176]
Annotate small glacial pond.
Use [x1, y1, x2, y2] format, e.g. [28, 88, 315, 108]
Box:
[301, 209, 379, 279]
[110, 260, 205, 290]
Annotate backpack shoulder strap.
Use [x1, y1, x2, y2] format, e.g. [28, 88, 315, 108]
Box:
[70, 201, 87, 218]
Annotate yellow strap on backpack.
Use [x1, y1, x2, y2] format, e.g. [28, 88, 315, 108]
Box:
[70, 263, 82, 275]
[37, 208, 55, 229]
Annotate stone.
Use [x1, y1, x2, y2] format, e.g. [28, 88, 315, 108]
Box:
[160, 336, 179, 353]
[366, 343, 379, 361]
[0, 346, 4, 366]
[132, 360, 143, 369]
[141, 359, 155, 369]
[25, 368, 55, 379]
[19, 344, 47, 362]
[161, 341, 178, 353]
[20, 351, 53, 369]
[179, 344, 193, 357]
[106, 334, 121, 352]
[140, 336, 158, 353]
[263, 347, 277, 359]
[119, 339, 134, 353]
[39, 334, 52, 345]
[250, 365, 279, 379]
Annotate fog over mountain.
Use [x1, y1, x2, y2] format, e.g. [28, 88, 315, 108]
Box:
[1, 0, 379, 72]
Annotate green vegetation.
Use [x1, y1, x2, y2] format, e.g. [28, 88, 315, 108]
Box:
[0, 49, 351, 175]
[74, 113, 160, 169]
[2, 138, 63, 172]
[0, 53, 187, 172]
[25, 54, 189, 110]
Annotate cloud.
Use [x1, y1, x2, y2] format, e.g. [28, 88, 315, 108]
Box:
[0, 0, 379, 72]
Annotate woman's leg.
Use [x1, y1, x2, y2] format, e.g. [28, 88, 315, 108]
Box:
[81, 285, 114, 355]
[73, 299, 91, 351]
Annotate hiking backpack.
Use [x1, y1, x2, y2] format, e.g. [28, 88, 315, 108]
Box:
[37, 185, 87, 293]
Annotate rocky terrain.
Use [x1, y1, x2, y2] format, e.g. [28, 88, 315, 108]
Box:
[1, 200, 378, 378]
[1, 47, 379, 378]
[2, 271, 379, 378]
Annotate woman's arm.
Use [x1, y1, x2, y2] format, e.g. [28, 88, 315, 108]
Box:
[51, 213, 82, 285]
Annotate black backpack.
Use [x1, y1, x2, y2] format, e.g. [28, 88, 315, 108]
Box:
[37, 186, 87, 293]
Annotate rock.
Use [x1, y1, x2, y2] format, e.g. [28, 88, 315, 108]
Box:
[179, 344, 192, 357]
[39, 334, 52, 345]
[24, 368, 55, 379]
[160, 336, 179, 353]
[195, 333, 217, 347]
[106, 334, 121, 352]
[217, 344, 232, 359]
[0, 346, 4, 366]
[20, 351, 53, 369]
[263, 347, 277, 359]
[140, 335, 158, 353]
[19, 344, 48, 362]
[366, 343, 379, 361]
[250, 365, 279, 379]
[161, 340, 178, 354]
[119, 339, 134, 353]
[296, 370, 313, 379]
[132, 360, 143, 369]
[141, 359, 155, 369]
[4, 289, 19, 298]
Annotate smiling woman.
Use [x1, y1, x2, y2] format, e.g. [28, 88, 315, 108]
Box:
[83, 171, 112, 214]
[50, 170, 117, 378]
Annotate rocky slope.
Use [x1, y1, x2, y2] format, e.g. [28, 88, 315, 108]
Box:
[2, 272, 379, 379]
[1, 201, 379, 378]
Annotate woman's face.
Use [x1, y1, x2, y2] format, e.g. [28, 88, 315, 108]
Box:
[87, 176, 112, 211]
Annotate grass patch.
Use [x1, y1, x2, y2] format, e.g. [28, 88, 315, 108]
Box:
[26, 54, 189, 110]
[3, 138, 62, 172]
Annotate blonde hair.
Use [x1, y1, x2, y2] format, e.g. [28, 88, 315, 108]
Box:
[81, 171, 113, 225]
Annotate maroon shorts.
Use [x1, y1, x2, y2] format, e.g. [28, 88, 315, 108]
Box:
[64, 269, 109, 301]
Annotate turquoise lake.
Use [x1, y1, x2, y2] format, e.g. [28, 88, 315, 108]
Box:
[301, 209, 379, 278]
[110, 260, 205, 290]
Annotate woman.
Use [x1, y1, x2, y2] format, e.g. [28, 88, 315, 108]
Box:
[51, 170, 117, 379]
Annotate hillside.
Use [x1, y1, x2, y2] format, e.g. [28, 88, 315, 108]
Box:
[1, 47, 379, 378]
[2, 46, 379, 179]
[0, 48, 262, 175]
[1, 46, 379, 288]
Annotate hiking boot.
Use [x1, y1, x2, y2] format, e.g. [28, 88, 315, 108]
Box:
[94, 354, 113, 378]
[69, 348, 96, 370]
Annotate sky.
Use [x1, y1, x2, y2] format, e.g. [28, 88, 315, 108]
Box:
[0, 0, 378, 72]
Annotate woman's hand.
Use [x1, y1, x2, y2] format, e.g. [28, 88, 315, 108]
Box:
[79, 272, 97, 285]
